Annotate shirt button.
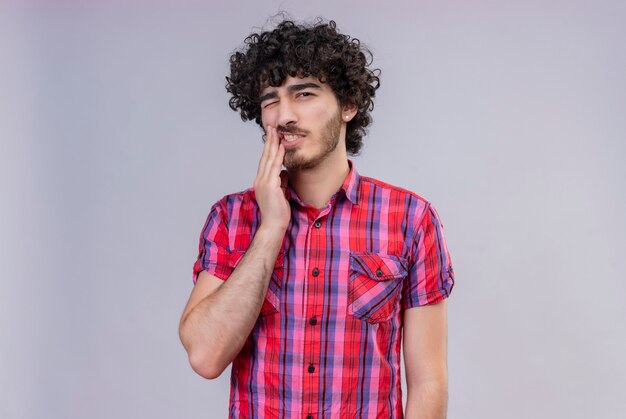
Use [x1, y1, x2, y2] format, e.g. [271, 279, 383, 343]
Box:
[307, 415, 314, 419]
[376, 268, 383, 277]
[308, 364, 315, 373]
[309, 316, 317, 326]
[314, 221, 321, 228]
[312, 267, 319, 277]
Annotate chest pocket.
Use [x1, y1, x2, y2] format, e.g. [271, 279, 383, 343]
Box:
[348, 252, 408, 323]
[228, 250, 284, 317]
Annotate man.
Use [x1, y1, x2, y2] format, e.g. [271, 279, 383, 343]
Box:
[179, 19, 455, 419]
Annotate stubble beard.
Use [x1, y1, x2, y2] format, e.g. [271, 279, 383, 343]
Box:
[283, 109, 343, 171]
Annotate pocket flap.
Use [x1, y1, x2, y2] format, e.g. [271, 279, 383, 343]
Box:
[228, 250, 284, 269]
[350, 252, 408, 280]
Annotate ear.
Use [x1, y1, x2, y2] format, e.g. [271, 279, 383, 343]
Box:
[341, 100, 358, 123]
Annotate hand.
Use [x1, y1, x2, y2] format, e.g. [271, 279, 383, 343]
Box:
[253, 126, 290, 232]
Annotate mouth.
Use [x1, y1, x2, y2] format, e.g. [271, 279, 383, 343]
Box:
[278, 131, 306, 143]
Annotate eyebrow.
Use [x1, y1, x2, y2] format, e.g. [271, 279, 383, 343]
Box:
[259, 82, 322, 103]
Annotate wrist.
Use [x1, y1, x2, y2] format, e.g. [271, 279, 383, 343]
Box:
[256, 222, 287, 242]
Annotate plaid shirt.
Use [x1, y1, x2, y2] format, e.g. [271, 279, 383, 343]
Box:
[192, 161, 454, 418]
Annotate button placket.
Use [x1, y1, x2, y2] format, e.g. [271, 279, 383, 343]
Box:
[303, 212, 329, 416]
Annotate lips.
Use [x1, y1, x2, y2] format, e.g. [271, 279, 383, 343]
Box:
[278, 131, 306, 148]
[278, 131, 306, 142]
[282, 134, 303, 142]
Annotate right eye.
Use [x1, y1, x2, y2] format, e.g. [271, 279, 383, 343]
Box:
[263, 101, 278, 109]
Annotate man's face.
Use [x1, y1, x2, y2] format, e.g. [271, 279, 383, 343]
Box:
[260, 76, 345, 171]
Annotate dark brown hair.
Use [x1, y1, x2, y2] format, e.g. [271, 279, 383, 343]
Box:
[226, 19, 381, 155]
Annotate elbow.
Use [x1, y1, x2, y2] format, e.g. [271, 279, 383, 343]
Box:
[408, 372, 448, 390]
[407, 375, 448, 399]
[188, 349, 228, 380]
[406, 367, 448, 394]
[179, 319, 232, 379]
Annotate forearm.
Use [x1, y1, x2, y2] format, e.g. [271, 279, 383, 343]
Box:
[405, 379, 448, 419]
[180, 225, 284, 378]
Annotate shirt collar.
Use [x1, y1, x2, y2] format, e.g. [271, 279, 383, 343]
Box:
[341, 159, 360, 205]
[284, 159, 360, 207]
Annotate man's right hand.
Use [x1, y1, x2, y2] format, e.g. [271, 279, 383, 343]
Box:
[253, 126, 290, 231]
[180, 126, 289, 378]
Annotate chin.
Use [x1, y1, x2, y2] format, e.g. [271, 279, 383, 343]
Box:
[284, 151, 321, 171]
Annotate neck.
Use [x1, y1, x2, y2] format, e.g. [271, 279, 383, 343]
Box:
[288, 151, 350, 210]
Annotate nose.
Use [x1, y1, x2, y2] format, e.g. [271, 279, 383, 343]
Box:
[276, 99, 297, 128]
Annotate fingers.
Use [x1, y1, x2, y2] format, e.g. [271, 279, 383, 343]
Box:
[272, 143, 285, 184]
[260, 126, 283, 185]
[257, 126, 275, 178]
[257, 128, 270, 175]
[280, 170, 289, 195]
[262, 126, 278, 178]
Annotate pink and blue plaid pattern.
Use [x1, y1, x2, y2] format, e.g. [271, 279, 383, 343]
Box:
[192, 161, 454, 418]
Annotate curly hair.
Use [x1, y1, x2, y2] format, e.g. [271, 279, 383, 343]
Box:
[226, 18, 380, 155]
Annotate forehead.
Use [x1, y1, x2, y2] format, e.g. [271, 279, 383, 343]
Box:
[259, 75, 331, 95]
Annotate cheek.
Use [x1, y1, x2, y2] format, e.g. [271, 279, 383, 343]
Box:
[310, 104, 337, 124]
[261, 109, 276, 128]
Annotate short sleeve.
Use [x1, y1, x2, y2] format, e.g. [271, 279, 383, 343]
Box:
[401, 203, 455, 309]
[191, 201, 232, 284]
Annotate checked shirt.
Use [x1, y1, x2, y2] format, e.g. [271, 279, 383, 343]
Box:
[192, 161, 455, 418]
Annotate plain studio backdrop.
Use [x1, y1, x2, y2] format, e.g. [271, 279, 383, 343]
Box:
[1, 1, 624, 418]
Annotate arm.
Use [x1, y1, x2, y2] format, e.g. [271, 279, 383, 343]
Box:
[179, 126, 289, 379]
[403, 300, 449, 419]
[179, 226, 284, 379]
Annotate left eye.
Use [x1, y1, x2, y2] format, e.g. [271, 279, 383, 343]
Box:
[297, 92, 312, 98]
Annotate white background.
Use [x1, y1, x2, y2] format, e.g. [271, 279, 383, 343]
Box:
[1, 0, 624, 417]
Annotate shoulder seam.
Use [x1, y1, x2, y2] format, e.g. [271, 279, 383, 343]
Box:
[359, 175, 431, 205]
